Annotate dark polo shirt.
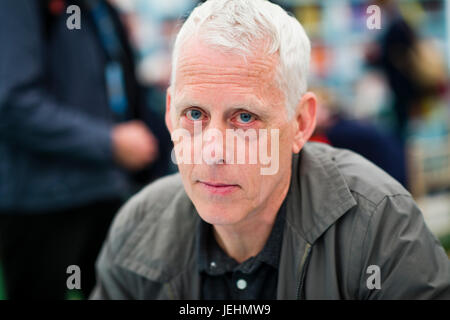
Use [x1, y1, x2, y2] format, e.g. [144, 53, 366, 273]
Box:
[197, 199, 287, 300]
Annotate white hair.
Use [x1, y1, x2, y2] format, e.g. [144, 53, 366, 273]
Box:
[170, 0, 311, 118]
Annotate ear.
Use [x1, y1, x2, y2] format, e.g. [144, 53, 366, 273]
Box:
[165, 87, 173, 133]
[292, 92, 317, 154]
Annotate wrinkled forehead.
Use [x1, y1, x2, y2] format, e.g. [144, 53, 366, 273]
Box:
[172, 38, 280, 94]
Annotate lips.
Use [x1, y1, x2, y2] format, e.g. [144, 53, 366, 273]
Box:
[198, 181, 240, 195]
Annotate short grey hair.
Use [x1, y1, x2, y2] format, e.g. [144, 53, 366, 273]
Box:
[170, 0, 311, 118]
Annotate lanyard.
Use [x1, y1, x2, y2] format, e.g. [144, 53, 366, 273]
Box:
[88, 0, 128, 119]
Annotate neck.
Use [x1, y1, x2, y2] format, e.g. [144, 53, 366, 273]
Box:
[212, 172, 291, 263]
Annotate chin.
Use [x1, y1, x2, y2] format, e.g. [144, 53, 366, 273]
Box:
[194, 201, 246, 226]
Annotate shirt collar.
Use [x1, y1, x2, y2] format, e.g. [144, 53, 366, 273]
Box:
[197, 198, 287, 275]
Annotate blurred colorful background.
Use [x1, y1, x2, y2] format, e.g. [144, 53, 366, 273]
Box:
[0, 0, 449, 299]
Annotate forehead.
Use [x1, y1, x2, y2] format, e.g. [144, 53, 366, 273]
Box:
[172, 39, 283, 111]
[176, 39, 278, 85]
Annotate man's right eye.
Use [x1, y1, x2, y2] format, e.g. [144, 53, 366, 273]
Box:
[186, 109, 204, 121]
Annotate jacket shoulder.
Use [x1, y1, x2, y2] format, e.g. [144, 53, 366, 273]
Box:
[114, 173, 186, 224]
[106, 173, 198, 282]
[308, 142, 410, 206]
[301, 144, 450, 299]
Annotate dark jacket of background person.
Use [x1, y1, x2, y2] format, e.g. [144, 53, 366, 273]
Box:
[91, 143, 450, 299]
[367, 15, 447, 141]
[0, 0, 150, 212]
[311, 117, 407, 187]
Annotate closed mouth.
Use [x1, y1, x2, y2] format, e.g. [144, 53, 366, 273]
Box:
[197, 180, 240, 195]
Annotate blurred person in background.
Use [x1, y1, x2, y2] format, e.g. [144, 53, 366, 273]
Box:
[310, 87, 407, 187]
[366, 0, 447, 142]
[0, 0, 162, 299]
[109, 0, 198, 176]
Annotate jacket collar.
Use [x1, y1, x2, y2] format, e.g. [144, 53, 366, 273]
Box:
[275, 143, 358, 299]
[286, 143, 357, 244]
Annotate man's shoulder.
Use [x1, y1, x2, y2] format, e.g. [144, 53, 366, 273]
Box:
[305, 142, 410, 206]
[300, 144, 450, 299]
[112, 173, 186, 229]
[105, 173, 198, 281]
[303, 143, 421, 246]
[130, 172, 186, 209]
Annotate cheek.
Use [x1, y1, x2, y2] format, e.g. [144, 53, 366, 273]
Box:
[177, 163, 195, 187]
[235, 165, 265, 202]
[277, 123, 295, 154]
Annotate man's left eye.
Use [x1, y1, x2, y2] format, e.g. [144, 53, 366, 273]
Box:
[236, 113, 254, 124]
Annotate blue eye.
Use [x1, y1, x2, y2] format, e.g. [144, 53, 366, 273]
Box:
[237, 113, 253, 123]
[186, 109, 203, 121]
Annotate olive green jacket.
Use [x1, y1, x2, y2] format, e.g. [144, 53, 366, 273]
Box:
[91, 143, 450, 299]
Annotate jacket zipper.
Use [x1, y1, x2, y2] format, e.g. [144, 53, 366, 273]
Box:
[296, 243, 312, 299]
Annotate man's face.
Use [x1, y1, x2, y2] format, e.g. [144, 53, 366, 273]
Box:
[166, 39, 298, 226]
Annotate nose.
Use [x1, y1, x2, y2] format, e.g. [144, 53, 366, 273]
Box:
[202, 118, 228, 165]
